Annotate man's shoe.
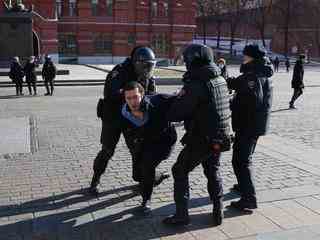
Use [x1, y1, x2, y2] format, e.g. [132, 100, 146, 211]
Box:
[44, 93, 50, 96]
[141, 200, 152, 214]
[212, 209, 224, 226]
[162, 215, 190, 226]
[88, 186, 99, 197]
[89, 174, 100, 197]
[289, 102, 296, 109]
[230, 184, 241, 193]
[230, 199, 257, 210]
[154, 172, 170, 187]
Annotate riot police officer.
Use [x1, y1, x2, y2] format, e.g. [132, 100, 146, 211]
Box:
[120, 81, 177, 213]
[227, 44, 273, 211]
[89, 46, 159, 196]
[42, 55, 57, 96]
[162, 44, 232, 226]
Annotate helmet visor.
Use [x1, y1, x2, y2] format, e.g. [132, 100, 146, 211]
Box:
[134, 60, 156, 79]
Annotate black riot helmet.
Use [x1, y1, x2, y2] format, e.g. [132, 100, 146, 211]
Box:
[183, 44, 214, 71]
[131, 46, 156, 79]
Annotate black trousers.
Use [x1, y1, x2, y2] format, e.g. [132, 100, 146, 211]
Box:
[44, 78, 55, 95]
[93, 120, 142, 182]
[93, 121, 121, 176]
[139, 140, 175, 202]
[14, 80, 23, 95]
[26, 81, 37, 95]
[172, 143, 223, 217]
[232, 133, 258, 203]
[290, 88, 303, 105]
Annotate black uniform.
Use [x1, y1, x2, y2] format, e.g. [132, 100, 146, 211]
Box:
[91, 57, 156, 193]
[163, 45, 231, 226]
[290, 58, 304, 108]
[42, 59, 57, 96]
[228, 57, 273, 209]
[121, 94, 177, 205]
[9, 60, 24, 96]
[24, 61, 37, 95]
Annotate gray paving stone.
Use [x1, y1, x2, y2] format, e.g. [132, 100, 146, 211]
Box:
[1, 67, 320, 239]
[0, 117, 30, 154]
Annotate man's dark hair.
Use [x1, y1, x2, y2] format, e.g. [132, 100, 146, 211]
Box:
[123, 81, 145, 95]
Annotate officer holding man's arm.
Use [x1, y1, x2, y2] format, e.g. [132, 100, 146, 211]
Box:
[163, 44, 231, 226]
[90, 47, 167, 196]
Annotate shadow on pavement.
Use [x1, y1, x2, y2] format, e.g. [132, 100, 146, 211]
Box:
[0, 95, 22, 99]
[0, 184, 139, 218]
[0, 188, 245, 239]
[271, 108, 291, 114]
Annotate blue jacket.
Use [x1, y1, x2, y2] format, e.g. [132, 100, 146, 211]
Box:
[121, 94, 177, 153]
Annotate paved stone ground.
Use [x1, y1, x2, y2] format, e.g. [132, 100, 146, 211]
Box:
[1, 66, 320, 239]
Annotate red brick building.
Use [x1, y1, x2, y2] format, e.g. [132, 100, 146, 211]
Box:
[1, 0, 196, 63]
[196, 0, 320, 58]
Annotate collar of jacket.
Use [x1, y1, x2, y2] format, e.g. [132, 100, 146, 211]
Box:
[121, 96, 152, 127]
[182, 64, 221, 83]
[240, 57, 274, 78]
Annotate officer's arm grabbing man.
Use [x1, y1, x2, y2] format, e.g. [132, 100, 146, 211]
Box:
[89, 47, 158, 196]
[163, 44, 231, 226]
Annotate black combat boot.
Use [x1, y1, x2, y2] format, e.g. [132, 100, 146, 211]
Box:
[44, 85, 50, 96]
[162, 204, 190, 226]
[140, 199, 152, 214]
[230, 183, 241, 193]
[154, 171, 170, 187]
[212, 200, 224, 226]
[89, 173, 100, 197]
[230, 198, 257, 210]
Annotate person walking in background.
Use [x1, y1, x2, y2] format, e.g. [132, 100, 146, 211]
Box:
[217, 58, 229, 80]
[24, 56, 38, 96]
[9, 56, 24, 96]
[289, 54, 305, 109]
[42, 55, 57, 96]
[285, 58, 291, 73]
[274, 57, 280, 72]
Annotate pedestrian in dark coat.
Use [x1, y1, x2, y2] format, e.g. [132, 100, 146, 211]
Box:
[9, 57, 24, 96]
[227, 44, 273, 211]
[42, 55, 57, 96]
[285, 58, 290, 72]
[274, 57, 280, 72]
[24, 56, 37, 95]
[289, 54, 305, 109]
